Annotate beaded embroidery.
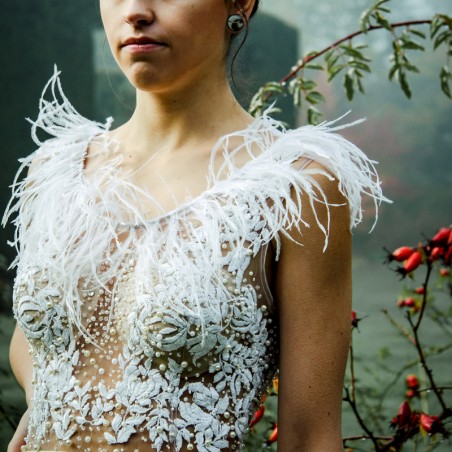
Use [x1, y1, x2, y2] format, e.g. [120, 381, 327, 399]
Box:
[3, 69, 388, 451]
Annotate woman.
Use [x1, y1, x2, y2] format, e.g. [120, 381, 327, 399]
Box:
[4, 1, 387, 451]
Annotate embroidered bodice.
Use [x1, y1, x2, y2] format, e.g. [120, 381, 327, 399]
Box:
[3, 70, 388, 452]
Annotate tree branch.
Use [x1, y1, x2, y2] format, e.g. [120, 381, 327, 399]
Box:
[279, 20, 432, 85]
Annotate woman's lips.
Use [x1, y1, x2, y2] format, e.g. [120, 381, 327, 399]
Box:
[123, 43, 166, 53]
[121, 37, 167, 54]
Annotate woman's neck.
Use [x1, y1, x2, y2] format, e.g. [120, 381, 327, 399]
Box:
[115, 71, 254, 157]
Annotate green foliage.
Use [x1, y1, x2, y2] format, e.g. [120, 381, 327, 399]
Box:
[360, 0, 392, 32]
[431, 14, 452, 98]
[248, 81, 286, 118]
[249, 0, 452, 124]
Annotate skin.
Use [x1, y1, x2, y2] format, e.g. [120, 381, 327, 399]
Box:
[8, 1, 351, 451]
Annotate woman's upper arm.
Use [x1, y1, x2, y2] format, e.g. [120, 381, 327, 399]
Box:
[10, 324, 33, 405]
[274, 163, 352, 451]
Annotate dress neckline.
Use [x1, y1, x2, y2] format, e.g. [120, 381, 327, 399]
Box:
[78, 115, 282, 227]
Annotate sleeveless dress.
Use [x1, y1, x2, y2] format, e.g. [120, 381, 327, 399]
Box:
[3, 69, 389, 452]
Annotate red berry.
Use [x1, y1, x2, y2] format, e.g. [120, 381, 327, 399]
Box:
[405, 389, 417, 399]
[406, 251, 422, 271]
[440, 268, 450, 277]
[406, 374, 419, 389]
[388, 246, 415, 262]
[414, 287, 425, 295]
[420, 413, 439, 433]
[444, 248, 452, 265]
[430, 247, 444, 261]
[404, 297, 416, 307]
[351, 310, 361, 328]
[267, 424, 278, 443]
[397, 299, 406, 308]
[249, 405, 265, 428]
[391, 401, 413, 429]
[431, 227, 450, 245]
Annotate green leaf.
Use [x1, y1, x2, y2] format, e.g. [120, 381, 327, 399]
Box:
[348, 60, 372, 73]
[430, 17, 443, 39]
[305, 91, 325, 105]
[399, 72, 412, 99]
[355, 44, 369, 51]
[300, 80, 317, 91]
[305, 63, 324, 71]
[375, 12, 392, 31]
[328, 65, 346, 82]
[343, 72, 355, 101]
[405, 63, 420, 74]
[359, 9, 373, 32]
[357, 77, 366, 95]
[434, 31, 451, 50]
[293, 87, 302, 107]
[325, 53, 339, 71]
[307, 105, 322, 125]
[440, 65, 452, 98]
[339, 45, 364, 59]
[288, 78, 302, 95]
[401, 40, 425, 51]
[304, 50, 319, 59]
[409, 29, 426, 39]
[324, 50, 335, 62]
[263, 81, 286, 95]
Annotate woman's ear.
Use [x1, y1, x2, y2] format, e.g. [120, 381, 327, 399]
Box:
[228, 0, 257, 19]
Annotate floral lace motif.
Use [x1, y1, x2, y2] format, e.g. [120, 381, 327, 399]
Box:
[14, 205, 278, 452]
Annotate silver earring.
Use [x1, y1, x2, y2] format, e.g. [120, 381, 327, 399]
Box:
[227, 14, 245, 33]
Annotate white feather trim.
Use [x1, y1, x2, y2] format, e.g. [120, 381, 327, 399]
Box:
[2, 67, 391, 336]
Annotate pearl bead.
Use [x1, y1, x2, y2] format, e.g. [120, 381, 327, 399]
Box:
[84, 436, 91, 443]
[181, 361, 188, 368]
[159, 364, 166, 372]
[187, 444, 194, 450]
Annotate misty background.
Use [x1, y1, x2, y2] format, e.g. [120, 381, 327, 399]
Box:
[0, 0, 451, 449]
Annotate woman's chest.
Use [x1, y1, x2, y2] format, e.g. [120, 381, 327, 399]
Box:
[14, 237, 276, 367]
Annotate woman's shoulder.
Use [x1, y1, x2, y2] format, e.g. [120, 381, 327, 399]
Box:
[214, 113, 390, 229]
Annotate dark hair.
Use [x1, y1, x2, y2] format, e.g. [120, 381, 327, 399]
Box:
[250, 0, 260, 19]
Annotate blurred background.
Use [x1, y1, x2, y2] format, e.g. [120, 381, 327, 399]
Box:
[0, 0, 451, 450]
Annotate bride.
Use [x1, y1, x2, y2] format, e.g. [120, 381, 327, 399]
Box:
[5, 1, 386, 451]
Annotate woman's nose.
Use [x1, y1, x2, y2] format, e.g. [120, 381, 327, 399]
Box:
[125, 0, 155, 28]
